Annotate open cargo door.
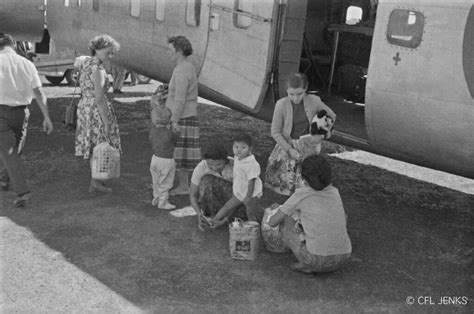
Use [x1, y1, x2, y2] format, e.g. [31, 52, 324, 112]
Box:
[199, 0, 276, 113]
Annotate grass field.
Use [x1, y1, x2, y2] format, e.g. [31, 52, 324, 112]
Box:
[1, 82, 472, 313]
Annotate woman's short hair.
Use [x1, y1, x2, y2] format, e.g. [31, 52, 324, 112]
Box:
[286, 72, 309, 90]
[202, 144, 229, 162]
[301, 155, 332, 190]
[0, 33, 15, 49]
[168, 36, 193, 56]
[89, 34, 120, 56]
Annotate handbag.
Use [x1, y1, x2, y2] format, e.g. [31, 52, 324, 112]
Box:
[264, 144, 298, 196]
[261, 203, 289, 253]
[63, 100, 77, 131]
[91, 135, 121, 180]
[63, 78, 79, 131]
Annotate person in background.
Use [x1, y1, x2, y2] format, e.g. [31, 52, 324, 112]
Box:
[165, 36, 200, 196]
[110, 63, 126, 94]
[210, 133, 263, 228]
[0, 39, 36, 192]
[0, 33, 53, 207]
[265, 73, 336, 196]
[149, 105, 177, 210]
[268, 155, 351, 274]
[75, 34, 121, 193]
[129, 71, 138, 86]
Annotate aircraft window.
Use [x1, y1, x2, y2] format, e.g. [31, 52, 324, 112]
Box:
[346, 6, 363, 25]
[131, 0, 140, 17]
[93, 0, 99, 11]
[66, 0, 81, 7]
[155, 0, 166, 21]
[186, 0, 201, 27]
[387, 9, 424, 49]
[235, 0, 253, 28]
[408, 12, 416, 25]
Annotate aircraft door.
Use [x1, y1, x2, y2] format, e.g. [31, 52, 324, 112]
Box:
[366, 6, 427, 150]
[0, 0, 45, 42]
[199, 0, 276, 113]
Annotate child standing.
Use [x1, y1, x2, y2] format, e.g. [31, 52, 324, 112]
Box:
[211, 133, 262, 227]
[149, 105, 176, 210]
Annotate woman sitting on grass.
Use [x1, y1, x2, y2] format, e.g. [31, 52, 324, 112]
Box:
[189, 143, 246, 231]
[268, 155, 351, 274]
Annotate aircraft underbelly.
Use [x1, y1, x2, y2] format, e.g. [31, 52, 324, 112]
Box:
[366, 89, 474, 178]
[0, 0, 45, 42]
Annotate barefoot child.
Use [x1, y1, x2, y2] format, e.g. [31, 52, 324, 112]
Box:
[149, 105, 177, 210]
[211, 133, 262, 228]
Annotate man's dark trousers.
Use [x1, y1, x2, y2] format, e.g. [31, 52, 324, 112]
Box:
[0, 105, 29, 196]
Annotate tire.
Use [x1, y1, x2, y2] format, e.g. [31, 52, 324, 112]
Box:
[137, 74, 151, 84]
[65, 69, 79, 86]
[45, 75, 64, 85]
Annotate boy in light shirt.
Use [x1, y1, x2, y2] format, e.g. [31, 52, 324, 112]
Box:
[211, 133, 262, 227]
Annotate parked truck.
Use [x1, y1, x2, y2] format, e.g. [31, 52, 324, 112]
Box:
[28, 29, 150, 86]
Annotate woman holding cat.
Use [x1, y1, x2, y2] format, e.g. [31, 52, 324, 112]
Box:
[264, 73, 336, 196]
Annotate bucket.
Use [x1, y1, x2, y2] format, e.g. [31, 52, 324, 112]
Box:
[229, 219, 260, 261]
[261, 204, 289, 253]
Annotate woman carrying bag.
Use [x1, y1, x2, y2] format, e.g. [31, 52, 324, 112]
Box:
[75, 34, 121, 192]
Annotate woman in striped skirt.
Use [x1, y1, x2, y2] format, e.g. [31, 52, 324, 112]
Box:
[166, 36, 201, 195]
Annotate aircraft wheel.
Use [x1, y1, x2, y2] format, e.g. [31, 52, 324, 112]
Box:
[45, 75, 64, 85]
[65, 69, 79, 86]
[137, 74, 151, 84]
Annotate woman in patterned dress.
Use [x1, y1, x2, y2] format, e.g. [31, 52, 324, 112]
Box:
[75, 34, 121, 193]
[264, 73, 336, 196]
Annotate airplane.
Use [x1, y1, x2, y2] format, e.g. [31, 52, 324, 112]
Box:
[1, 0, 473, 179]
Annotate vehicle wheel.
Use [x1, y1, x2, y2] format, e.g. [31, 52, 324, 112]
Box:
[137, 74, 151, 84]
[45, 75, 64, 85]
[65, 69, 79, 86]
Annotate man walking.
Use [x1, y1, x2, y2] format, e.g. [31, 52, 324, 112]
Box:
[0, 33, 53, 207]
